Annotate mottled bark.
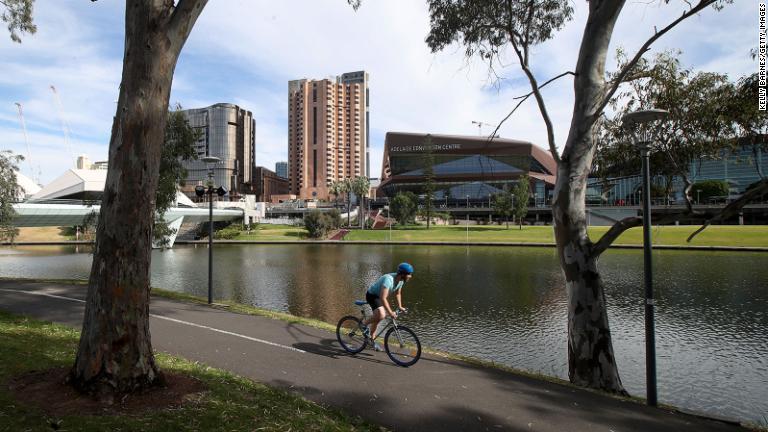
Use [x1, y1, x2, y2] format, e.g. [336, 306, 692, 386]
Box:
[70, 0, 207, 397]
[553, 0, 627, 394]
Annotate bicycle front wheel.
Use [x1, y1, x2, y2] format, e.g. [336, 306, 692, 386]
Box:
[384, 325, 421, 367]
[336, 315, 368, 354]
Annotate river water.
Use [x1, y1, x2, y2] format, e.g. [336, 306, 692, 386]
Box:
[0, 244, 766, 424]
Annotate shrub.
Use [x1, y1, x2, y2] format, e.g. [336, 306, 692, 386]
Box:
[214, 225, 241, 239]
[304, 210, 329, 239]
[692, 180, 729, 202]
[326, 209, 342, 230]
[390, 192, 417, 225]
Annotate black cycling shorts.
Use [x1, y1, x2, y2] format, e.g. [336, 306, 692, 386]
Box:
[366, 291, 384, 310]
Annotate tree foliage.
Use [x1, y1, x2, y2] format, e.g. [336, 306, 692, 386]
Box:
[156, 106, 200, 214]
[427, 0, 574, 154]
[390, 191, 417, 225]
[595, 51, 737, 209]
[303, 209, 341, 239]
[339, 177, 353, 226]
[512, 175, 529, 230]
[351, 176, 370, 228]
[422, 135, 436, 229]
[691, 180, 729, 203]
[153, 106, 200, 247]
[492, 186, 513, 229]
[329, 180, 344, 207]
[0, 150, 23, 242]
[1, 0, 36, 43]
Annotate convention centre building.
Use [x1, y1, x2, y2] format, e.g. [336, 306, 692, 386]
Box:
[377, 132, 557, 206]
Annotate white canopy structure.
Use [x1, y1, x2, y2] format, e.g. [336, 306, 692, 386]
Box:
[13, 168, 243, 247]
[14, 170, 41, 199]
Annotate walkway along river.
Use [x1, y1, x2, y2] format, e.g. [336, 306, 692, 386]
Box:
[0, 243, 766, 424]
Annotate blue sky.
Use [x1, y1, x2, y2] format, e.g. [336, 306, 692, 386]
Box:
[1, 0, 757, 185]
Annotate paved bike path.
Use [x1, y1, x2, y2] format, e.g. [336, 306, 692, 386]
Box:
[0, 281, 745, 432]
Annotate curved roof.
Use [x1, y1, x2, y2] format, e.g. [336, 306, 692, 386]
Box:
[379, 132, 557, 187]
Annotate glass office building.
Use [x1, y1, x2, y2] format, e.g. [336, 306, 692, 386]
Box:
[586, 145, 767, 205]
[180, 103, 256, 199]
[378, 132, 557, 205]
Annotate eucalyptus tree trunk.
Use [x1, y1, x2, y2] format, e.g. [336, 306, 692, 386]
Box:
[552, 1, 627, 394]
[70, 0, 207, 397]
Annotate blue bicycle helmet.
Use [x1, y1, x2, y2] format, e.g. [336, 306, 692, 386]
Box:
[397, 262, 414, 275]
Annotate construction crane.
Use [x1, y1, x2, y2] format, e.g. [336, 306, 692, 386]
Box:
[14, 102, 36, 182]
[471, 120, 494, 137]
[50, 85, 76, 168]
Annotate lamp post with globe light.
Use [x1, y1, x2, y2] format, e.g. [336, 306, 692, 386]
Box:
[621, 108, 669, 407]
[195, 156, 227, 305]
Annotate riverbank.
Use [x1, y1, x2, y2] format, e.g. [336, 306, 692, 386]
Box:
[0, 280, 756, 432]
[342, 225, 768, 248]
[10, 225, 768, 248]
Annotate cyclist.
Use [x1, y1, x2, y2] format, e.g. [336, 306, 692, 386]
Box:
[361, 262, 414, 351]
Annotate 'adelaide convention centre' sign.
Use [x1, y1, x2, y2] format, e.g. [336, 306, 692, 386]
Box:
[390, 143, 462, 152]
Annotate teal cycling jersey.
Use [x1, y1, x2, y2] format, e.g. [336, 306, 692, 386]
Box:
[367, 273, 404, 296]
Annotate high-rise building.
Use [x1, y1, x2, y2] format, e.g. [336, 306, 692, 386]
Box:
[179, 103, 256, 198]
[288, 71, 369, 200]
[76, 155, 91, 170]
[275, 161, 288, 179]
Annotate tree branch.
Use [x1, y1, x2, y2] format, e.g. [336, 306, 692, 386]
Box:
[591, 207, 711, 256]
[594, 0, 718, 119]
[503, 0, 561, 163]
[487, 71, 574, 160]
[591, 216, 643, 256]
[687, 178, 768, 242]
[168, 0, 209, 48]
[591, 178, 768, 255]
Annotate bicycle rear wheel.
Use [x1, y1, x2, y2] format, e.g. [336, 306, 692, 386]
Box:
[384, 325, 421, 367]
[336, 315, 368, 354]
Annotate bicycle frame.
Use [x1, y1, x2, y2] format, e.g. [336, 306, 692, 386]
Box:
[371, 315, 397, 340]
[359, 305, 404, 342]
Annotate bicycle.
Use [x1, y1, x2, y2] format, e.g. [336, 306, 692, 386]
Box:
[336, 300, 422, 367]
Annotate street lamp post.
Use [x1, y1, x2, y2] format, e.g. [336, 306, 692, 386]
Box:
[384, 205, 392, 241]
[466, 195, 469, 243]
[622, 108, 669, 407]
[696, 189, 702, 205]
[195, 156, 226, 305]
[488, 193, 492, 223]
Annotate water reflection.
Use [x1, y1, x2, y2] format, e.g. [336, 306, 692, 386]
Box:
[0, 244, 766, 423]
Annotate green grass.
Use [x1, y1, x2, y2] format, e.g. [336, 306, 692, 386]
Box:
[230, 224, 309, 241]
[343, 225, 768, 247]
[0, 310, 383, 432]
[152, 289, 338, 334]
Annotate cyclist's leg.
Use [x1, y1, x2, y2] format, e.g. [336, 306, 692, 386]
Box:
[362, 292, 385, 338]
[367, 306, 386, 340]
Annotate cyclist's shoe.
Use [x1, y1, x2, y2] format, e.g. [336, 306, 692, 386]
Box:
[373, 342, 383, 352]
[360, 324, 371, 339]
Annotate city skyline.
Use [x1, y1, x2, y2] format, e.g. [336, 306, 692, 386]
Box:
[0, 1, 757, 186]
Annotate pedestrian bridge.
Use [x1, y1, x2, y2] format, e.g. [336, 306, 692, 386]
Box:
[12, 201, 243, 227]
[12, 200, 244, 247]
